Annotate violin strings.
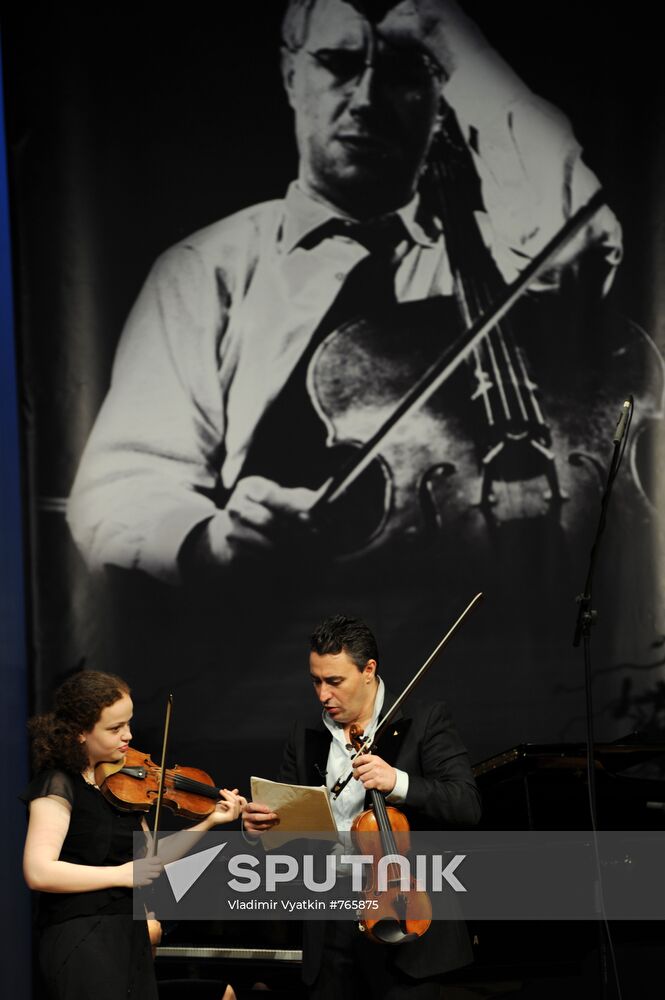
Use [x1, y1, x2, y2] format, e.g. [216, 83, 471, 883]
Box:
[171, 774, 218, 798]
[124, 762, 219, 800]
[373, 793, 401, 873]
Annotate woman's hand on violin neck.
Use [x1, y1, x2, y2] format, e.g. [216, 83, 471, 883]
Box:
[242, 800, 280, 835]
[207, 788, 248, 827]
[352, 753, 397, 793]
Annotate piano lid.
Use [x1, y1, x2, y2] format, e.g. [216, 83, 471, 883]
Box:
[473, 736, 665, 780]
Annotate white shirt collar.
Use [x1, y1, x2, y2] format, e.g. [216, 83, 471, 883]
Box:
[281, 181, 438, 254]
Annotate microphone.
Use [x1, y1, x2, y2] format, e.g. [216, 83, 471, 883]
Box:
[612, 396, 633, 445]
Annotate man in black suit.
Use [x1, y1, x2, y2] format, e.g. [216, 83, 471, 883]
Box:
[244, 614, 481, 998]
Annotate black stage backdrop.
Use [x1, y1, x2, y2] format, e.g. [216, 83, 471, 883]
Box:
[3, 2, 665, 792]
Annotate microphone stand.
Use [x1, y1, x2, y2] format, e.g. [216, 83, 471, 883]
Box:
[572, 395, 633, 1000]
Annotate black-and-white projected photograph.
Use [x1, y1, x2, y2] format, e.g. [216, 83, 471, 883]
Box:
[5, 0, 665, 771]
[4, 1, 665, 998]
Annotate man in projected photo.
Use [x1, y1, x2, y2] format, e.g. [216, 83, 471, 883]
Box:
[67, 0, 621, 583]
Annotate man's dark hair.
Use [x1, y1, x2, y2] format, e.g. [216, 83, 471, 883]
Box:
[310, 615, 379, 671]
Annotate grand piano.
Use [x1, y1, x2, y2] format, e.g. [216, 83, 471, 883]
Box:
[474, 737, 665, 830]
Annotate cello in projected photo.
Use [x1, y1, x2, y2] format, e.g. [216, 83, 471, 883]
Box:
[301, 111, 664, 561]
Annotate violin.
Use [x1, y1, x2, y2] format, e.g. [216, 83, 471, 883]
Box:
[332, 599, 482, 944]
[349, 725, 431, 945]
[95, 746, 226, 821]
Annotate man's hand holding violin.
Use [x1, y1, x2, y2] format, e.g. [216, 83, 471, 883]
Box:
[351, 752, 397, 793]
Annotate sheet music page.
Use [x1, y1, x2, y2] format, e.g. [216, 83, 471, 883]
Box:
[250, 776, 338, 849]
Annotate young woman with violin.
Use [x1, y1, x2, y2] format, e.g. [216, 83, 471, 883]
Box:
[21, 670, 245, 1000]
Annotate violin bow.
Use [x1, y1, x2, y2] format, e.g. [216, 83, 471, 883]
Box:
[311, 188, 606, 511]
[150, 693, 174, 855]
[331, 591, 484, 797]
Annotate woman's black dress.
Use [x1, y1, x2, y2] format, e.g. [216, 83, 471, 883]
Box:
[20, 769, 158, 1000]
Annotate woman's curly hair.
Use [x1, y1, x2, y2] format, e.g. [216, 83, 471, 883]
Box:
[28, 671, 130, 773]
